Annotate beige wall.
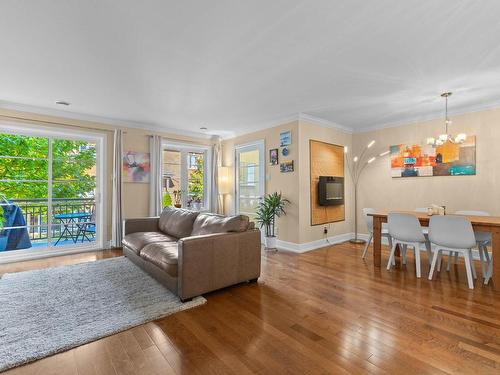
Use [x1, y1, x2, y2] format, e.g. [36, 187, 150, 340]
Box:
[5, 104, 498, 248]
[221, 120, 354, 244]
[297, 121, 353, 243]
[354, 107, 500, 235]
[221, 121, 301, 243]
[0, 108, 211, 243]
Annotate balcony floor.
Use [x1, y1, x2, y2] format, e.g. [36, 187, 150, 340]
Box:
[30, 237, 96, 248]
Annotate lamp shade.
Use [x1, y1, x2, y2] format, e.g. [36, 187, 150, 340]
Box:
[218, 166, 231, 194]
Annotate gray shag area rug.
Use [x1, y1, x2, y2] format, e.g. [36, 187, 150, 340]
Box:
[0, 257, 206, 372]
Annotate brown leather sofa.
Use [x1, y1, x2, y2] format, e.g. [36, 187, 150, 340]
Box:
[122, 207, 261, 301]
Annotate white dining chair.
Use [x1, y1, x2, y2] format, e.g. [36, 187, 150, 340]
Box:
[455, 210, 492, 284]
[386, 213, 428, 278]
[414, 207, 432, 264]
[428, 215, 477, 289]
[362, 208, 393, 261]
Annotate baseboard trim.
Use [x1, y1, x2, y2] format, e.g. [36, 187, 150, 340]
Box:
[275, 232, 484, 260]
[276, 233, 354, 253]
[0, 245, 105, 264]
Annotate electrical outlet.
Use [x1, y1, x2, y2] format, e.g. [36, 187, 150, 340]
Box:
[323, 227, 328, 235]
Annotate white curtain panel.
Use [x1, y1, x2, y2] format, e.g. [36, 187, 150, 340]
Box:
[111, 129, 123, 248]
[211, 137, 223, 214]
[149, 135, 163, 216]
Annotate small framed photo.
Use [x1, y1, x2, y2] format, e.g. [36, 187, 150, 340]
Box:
[280, 130, 291, 146]
[280, 160, 294, 173]
[269, 148, 279, 165]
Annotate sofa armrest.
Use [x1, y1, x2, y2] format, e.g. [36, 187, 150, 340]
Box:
[177, 229, 261, 300]
[123, 217, 160, 236]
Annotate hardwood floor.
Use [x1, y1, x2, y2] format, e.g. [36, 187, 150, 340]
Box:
[2, 243, 500, 374]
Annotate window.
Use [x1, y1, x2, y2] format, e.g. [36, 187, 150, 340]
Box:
[162, 143, 211, 211]
[0, 125, 104, 256]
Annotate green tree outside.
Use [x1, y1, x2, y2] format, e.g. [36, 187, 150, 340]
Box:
[0, 134, 96, 200]
[188, 155, 204, 201]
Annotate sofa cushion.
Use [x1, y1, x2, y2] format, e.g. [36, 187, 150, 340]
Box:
[123, 232, 178, 254]
[158, 207, 200, 238]
[191, 213, 250, 236]
[140, 242, 179, 277]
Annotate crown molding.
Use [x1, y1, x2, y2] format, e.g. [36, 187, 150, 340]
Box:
[298, 113, 353, 134]
[221, 113, 301, 140]
[354, 100, 500, 134]
[221, 113, 354, 140]
[0, 100, 213, 140]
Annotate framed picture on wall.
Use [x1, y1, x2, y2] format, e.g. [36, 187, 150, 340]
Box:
[280, 160, 294, 173]
[123, 151, 151, 183]
[280, 130, 291, 146]
[269, 148, 279, 165]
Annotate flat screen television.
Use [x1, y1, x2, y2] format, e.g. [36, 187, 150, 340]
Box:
[318, 176, 344, 206]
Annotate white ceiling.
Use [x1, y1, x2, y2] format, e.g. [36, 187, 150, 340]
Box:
[2, 0, 500, 138]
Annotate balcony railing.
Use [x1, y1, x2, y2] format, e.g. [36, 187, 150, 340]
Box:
[5, 197, 95, 243]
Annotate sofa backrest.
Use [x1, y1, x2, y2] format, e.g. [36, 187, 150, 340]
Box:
[191, 213, 250, 236]
[159, 207, 200, 238]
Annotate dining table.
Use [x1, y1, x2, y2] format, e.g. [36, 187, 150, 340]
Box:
[368, 211, 500, 290]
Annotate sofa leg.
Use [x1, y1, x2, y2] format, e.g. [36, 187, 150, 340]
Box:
[248, 278, 259, 283]
[180, 297, 193, 303]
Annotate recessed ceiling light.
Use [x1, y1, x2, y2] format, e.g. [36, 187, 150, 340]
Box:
[200, 126, 208, 130]
[55, 100, 70, 106]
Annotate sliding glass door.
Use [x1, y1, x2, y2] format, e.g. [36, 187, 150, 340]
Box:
[0, 126, 103, 256]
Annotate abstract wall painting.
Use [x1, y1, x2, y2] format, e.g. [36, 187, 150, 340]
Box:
[390, 136, 476, 178]
[123, 151, 151, 182]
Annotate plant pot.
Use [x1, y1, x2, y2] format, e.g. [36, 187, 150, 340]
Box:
[174, 203, 182, 208]
[264, 236, 277, 250]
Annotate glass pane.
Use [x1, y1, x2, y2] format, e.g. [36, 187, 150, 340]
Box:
[0, 158, 48, 181]
[51, 139, 97, 247]
[0, 182, 48, 252]
[163, 150, 181, 208]
[0, 133, 48, 158]
[237, 149, 261, 220]
[187, 152, 204, 209]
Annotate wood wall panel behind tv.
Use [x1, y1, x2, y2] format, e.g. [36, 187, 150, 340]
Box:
[310, 140, 345, 225]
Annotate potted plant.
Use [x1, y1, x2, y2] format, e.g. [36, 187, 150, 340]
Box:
[173, 190, 182, 208]
[255, 192, 289, 250]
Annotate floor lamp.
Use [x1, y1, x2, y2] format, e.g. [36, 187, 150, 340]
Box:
[218, 166, 231, 214]
[345, 141, 390, 244]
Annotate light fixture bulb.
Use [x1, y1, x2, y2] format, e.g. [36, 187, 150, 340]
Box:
[367, 157, 376, 164]
[367, 140, 375, 148]
[379, 150, 390, 157]
[353, 156, 358, 163]
[455, 133, 467, 143]
[426, 137, 435, 145]
[438, 134, 448, 142]
[435, 139, 444, 146]
[344, 146, 348, 154]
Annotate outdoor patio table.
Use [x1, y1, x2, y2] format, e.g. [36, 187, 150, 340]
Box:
[53, 212, 92, 245]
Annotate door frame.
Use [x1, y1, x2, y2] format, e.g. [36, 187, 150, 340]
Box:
[234, 139, 265, 215]
[0, 121, 107, 263]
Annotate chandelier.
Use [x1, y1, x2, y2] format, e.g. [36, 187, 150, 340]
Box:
[426, 92, 466, 146]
